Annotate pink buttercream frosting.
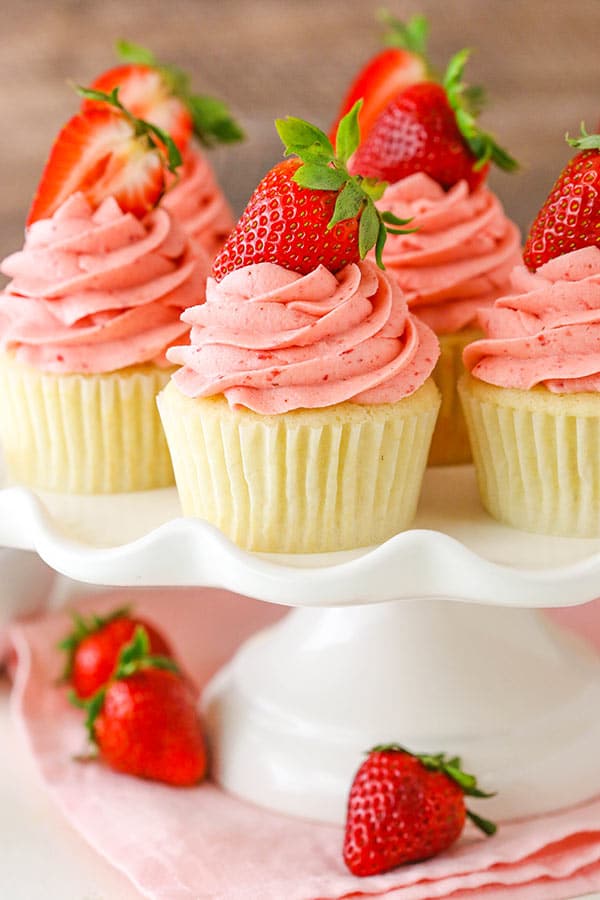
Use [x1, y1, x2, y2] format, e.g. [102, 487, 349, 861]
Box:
[463, 246, 600, 393]
[162, 147, 234, 258]
[376, 173, 521, 334]
[167, 259, 440, 414]
[0, 193, 207, 374]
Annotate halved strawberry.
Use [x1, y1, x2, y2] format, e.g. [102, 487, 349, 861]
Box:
[27, 87, 181, 225]
[83, 41, 243, 150]
[83, 64, 193, 151]
[330, 14, 429, 144]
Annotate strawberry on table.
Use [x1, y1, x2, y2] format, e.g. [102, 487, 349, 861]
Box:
[60, 606, 172, 699]
[211, 100, 414, 282]
[27, 85, 182, 225]
[351, 49, 518, 193]
[330, 13, 430, 144]
[343, 744, 496, 876]
[82, 39, 243, 151]
[78, 627, 206, 786]
[523, 126, 600, 270]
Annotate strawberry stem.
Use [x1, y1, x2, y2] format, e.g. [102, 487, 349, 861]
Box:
[378, 10, 430, 61]
[566, 122, 600, 151]
[275, 101, 415, 269]
[75, 84, 183, 174]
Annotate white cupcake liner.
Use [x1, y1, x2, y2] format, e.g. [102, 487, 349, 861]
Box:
[158, 379, 440, 553]
[0, 354, 174, 493]
[428, 328, 482, 466]
[459, 373, 600, 536]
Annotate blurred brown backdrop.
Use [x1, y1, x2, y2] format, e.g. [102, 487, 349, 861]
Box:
[1, 0, 599, 261]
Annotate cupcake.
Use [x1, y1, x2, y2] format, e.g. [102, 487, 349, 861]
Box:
[0, 91, 206, 494]
[347, 47, 519, 465]
[158, 107, 441, 553]
[82, 40, 242, 258]
[459, 129, 600, 536]
[373, 174, 520, 465]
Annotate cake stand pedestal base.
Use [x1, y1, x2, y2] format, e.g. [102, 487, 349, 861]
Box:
[203, 598, 600, 824]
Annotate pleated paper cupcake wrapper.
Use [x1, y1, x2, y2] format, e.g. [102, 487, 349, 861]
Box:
[459, 373, 600, 537]
[0, 355, 174, 493]
[158, 378, 441, 553]
[428, 327, 482, 467]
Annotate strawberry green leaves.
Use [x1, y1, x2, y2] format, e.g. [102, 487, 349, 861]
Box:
[378, 9, 429, 59]
[114, 625, 179, 679]
[275, 101, 414, 268]
[76, 85, 183, 173]
[335, 101, 361, 163]
[115, 39, 157, 66]
[115, 39, 244, 147]
[444, 49, 518, 173]
[566, 122, 600, 151]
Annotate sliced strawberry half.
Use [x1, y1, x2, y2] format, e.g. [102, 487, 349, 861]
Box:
[27, 87, 181, 225]
[83, 64, 193, 151]
[82, 41, 244, 150]
[329, 14, 430, 144]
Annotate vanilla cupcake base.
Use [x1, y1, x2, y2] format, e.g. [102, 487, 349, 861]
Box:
[428, 328, 482, 467]
[158, 378, 441, 553]
[459, 372, 600, 537]
[0, 354, 175, 493]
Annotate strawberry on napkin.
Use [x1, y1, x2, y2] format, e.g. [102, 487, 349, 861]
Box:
[8, 589, 600, 900]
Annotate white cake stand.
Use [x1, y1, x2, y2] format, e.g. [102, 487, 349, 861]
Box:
[1, 463, 600, 825]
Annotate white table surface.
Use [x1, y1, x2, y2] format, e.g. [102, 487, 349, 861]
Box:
[1, 678, 599, 900]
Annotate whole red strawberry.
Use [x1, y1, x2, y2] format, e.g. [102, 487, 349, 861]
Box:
[523, 126, 600, 271]
[60, 606, 172, 699]
[82, 40, 243, 151]
[330, 13, 430, 144]
[343, 744, 496, 876]
[351, 49, 517, 193]
[212, 102, 413, 282]
[81, 627, 206, 786]
[27, 85, 182, 225]
[212, 158, 361, 280]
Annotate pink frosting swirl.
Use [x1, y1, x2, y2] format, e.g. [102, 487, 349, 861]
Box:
[167, 259, 439, 414]
[162, 147, 234, 258]
[0, 193, 208, 374]
[463, 246, 600, 393]
[375, 173, 521, 334]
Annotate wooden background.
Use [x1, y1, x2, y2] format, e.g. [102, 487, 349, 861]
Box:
[1, 0, 599, 263]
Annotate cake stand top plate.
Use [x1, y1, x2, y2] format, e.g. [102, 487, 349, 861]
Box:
[1, 460, 600, 608]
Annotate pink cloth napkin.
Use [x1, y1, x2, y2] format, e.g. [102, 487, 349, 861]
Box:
[8, 588, 600, 900]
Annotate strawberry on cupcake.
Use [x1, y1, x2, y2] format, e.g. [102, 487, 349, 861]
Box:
[158, 103, 442, 553]
[460, 127, 600, 536]
[333, 20, 521, 466]
[0, 87, 207, 493]
[82, 40, 242, 258]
